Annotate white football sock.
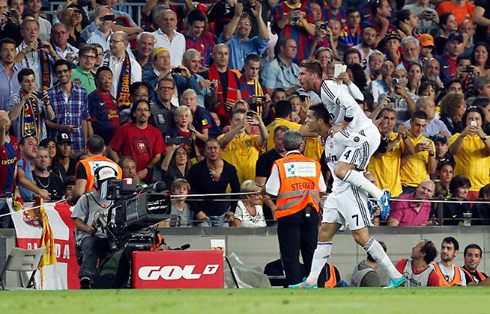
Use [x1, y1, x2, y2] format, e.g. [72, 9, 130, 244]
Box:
[343, 170, 384, 200]
[364, 238, 402, 279]
[306, 242, 332, 285]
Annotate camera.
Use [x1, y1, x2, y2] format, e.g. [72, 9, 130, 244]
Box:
[102, 14, 115, 21]
[36, 91, 44, 99]
[393, 78, 406, 85]
[171, 67, 182, 74]
[319, 24, 328, 30]
[37, 38, 46, 50]
[164, 136, 192, 145]
[464, 65, 475, 73]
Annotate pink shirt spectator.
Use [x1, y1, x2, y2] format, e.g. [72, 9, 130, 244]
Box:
[390, 192, 432, 226]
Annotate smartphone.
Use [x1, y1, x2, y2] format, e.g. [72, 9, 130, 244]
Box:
[171, 67, 182, 74]
[333, 64, 347, 78]
[246, 111, 254, 119]
[470, 121, 478, 127]
[102, 14, 115, 21]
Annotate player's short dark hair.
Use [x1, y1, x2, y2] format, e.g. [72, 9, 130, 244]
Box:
[62, 176, 75, 193]
[53, 59, 72, 72]
[17, 68, 35, 83]
[410, 110, 428, 122]
[187, 8, 207, 25]
[420, 240, 438, 264]
[308, 104, 331, 124]
[274, 100, 293, 118]
[95, 66, 113, 81]
[442, 237, 459, 251]
[464, 244, 482, 257]
[245, 54, 260, 66]
[367, 241, 386, 263]
[0, 37, 16, 49]
[300, 59, 323, 78]
[86, 135, 105, 154]
[130, 81, 150, 95]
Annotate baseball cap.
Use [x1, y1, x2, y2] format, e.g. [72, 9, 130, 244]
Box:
[447, 33, 464, 43]
[384, 31, 401, 42]
[419, 34, 435, 47]
[430, 134, 447, 144]
[56, 132, 72, 144]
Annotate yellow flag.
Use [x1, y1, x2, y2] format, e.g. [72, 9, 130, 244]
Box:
[38, 199, 57, 268]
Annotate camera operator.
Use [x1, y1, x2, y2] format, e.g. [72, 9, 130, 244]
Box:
[0, 0, 22, 45]
[381, 68, 418, 124]
[71, 166, 117, 289]
[455, 56, 478, 97]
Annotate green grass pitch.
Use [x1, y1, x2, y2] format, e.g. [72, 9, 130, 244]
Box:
[1, 288, 490, 314]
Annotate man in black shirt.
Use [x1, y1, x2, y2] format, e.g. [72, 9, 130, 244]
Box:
[255, 125, 288, 225]
[186, 138, 240, 227]
[33, 147, 63, 200]
[462, 244, 488, 285]
[54, 132, 77, 180]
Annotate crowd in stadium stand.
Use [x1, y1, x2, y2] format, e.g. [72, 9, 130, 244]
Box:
[0, 0, 489, 229]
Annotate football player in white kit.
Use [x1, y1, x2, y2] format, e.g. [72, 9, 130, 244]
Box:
[298, 60, 391, 219]
[289, 104, 406, 289]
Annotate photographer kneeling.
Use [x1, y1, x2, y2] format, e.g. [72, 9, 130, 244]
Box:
[71, 166, 117, 289]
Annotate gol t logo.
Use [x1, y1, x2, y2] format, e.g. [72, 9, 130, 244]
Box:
[138, 265, 220, 280]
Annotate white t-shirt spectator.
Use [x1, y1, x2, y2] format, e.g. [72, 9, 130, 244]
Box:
[152, 29, 185, 66]
[235, 201, 266, 228]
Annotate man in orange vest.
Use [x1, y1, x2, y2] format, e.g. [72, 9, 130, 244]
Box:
[290, 104, 405, 289]
[432, 237, 467, 286]
[72, 135, 122, 203]
[265, 130, 326, 287]
[462, 244, 488, 285]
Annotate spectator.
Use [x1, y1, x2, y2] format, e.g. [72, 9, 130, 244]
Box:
[380, 68, 418, 123]
[397, 37, 422, 72]
[432, 237, 467, 286]
[474, 185, 490, 225]
[403, 96, 451, 137]
[419, 34, 435, 60]
[39, 137, 56, 162]
[239, 54, 270, 118]
[54, 132, 77, 180]
[322, 0, 345, 22]
[353, 26, 376, 70]
[462, 244, 488, 284]
[325, 19, 348, 61]
[380, 31, 402, 67]
[94, 0, 143, 40]
[448, 106, 490, 199]
[459, 20, 475, 57]
[394, 9, 420, 39]
[368, 107, 414, 197]
[202, 44, 241, 124]
[219, 3, 269, 71]
[6, 68, 55, 143]
[0, 38, 22, 110]
[104, 31, 142, 108]
[314, 47, 334, 79]
[151, 77, 177, 135]
[186, 138, 240, 227]
[206, 0, 237, 38]
[435, 13, 458, 55]
[367, 51, 384, 81]
[370, 60, 394, 105]
[387, 179, 435, 226]
[184, 9, 214, 67]
[475, 76, 490, 98]
[350, 241, 387, 287]
[46, 60, 90, 153]
[119, 156, 141, 186]
[182, 49, 211, 108]
[439, 92, 467, 134]
[432, 134, 455, 166]
[422, 58, 444, 89]
[32, 146, 62, 200]
[402, 0, 439, 34]
[16, 136, 50, 201]
[133, 32, 156, 72]
[152, 9, 185, 67]
[442, 175, 472, 225]
[73, 135, 122, 202]
[262, 37, 301, 96]
[339, 8, 362, 47]
[218, 108, 267, 184]
[71, 45, 97, 94]
[81, 7, 125, 53]
[407, 63, 423, 95]
[395, 240, 441, 287]
[433, 160, 454, 199]
[142, 48, 171, 101]
[24, 0, 51, 41]
[308, 2, 323, 22]
[270, 0, 315, 63]
[58, 3, 90, 48]
[364, 0, 396, 47]
[50, 23, 79, 62]
[0, 0, 22, 45]
[87, 66, 120, 145]
[170, 178, 193, 228]
[418, 81, 439, 102]
[471, 43, 490, 77]
[343, 47, 361, 66]
[164, 106, 200, 160]
[400, 110, 437, 194]
[436, 0, 475, 25]
[266, 100, 301, 151]
[232, 180, 266, 228]
[15, 18, 60, 91]
[161, 145, 190, 191]
[438, 33, 465, 84]
[108, 99, 166, 184]
[473, 96, 490, 124]
[61, 175, 75, 205]
[0, 111, 19, 228]
[474, 0, 490, 44]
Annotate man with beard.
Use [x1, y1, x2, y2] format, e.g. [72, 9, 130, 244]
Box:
[395, 240, 442, 287]
[397, 37, 423, 72]
[432, 237, 467, 286]
[353, 26, 376, 70]
[462, 244, 488, 285]
[33, 146, 63, 200]
[0, 38, 22, 109]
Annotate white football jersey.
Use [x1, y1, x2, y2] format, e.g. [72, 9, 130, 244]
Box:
[324, 136, 350, 194]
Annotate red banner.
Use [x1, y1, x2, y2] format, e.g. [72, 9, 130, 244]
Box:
[132, 251, 224, 289]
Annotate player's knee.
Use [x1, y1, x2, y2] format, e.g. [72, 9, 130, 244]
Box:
[334, 165, 348, 180]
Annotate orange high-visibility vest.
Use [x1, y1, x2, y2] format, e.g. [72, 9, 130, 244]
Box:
[75, 155, 122, 192]
[324, 264, 338, 288]
[274, 153, 322, 219]
[461, 267, 487, 283]
[432, 262, 463, 287]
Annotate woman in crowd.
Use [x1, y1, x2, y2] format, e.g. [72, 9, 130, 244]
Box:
[161, 145, 191, 191]
[436, 13, 458, 55]
[433, 161, 454, 199]
[39, 138, 57, 162]
[232, 180, 266, 228]
[418, 81, 438, 102]
[471, 43, 490, 77]
[407, 63, 423, 95]
[449, 106, 490, 200]
[347, 63, 369, 91]
[59, 4, 90, 48]
[366, 51, 384, 81]
[394, 9, 420, 38]
[439, 93, 467, 134]
[443, 175, 472, 225]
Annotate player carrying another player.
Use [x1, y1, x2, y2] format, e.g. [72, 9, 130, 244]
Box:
[289, 104, 406, 289]
[298, 60, 391, 218]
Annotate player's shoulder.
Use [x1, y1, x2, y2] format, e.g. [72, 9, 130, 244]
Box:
[320, 80, 338, 100]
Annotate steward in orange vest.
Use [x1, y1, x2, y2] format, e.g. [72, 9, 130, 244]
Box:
[265, 130, 326, 286]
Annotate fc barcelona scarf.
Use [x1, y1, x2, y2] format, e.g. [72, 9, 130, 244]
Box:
[40, 51, 51, 91]
[20, 90, 41, 141]
[117, 52, 132, 109]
